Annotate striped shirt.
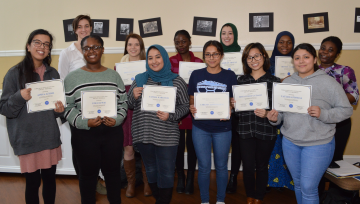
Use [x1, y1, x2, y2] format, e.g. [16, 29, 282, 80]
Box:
[128, 76, 189, 146]
[64, 68, 128, 130]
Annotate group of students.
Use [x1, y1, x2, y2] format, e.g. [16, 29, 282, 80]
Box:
[0, 14, 358, 204]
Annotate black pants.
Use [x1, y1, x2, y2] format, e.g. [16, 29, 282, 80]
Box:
[333, 118, 351, 161]
[176, 129, 197, 171]
[230, 114, 242, 175]
[24, 165, 57, 204]
[240, 137, 276, 200]
[70, 124, 123, 204]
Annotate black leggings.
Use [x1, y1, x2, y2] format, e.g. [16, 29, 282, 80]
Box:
[24, 165, 57, 204]
[332, 118, 351, 161]
[230, 114, 242, 175]
[176, 129, 197, 171]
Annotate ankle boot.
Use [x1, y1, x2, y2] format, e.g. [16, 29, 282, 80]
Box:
[226, 173, 238, 194]
[158, 187, 173, 204]
[141, 160, 152, 196]
[176, 170, 185, 193]
[246, 197, 255, 204]
[148, 182, 159, 201]
[184, 170, 195, 194]
[124, 159, 136, 198]
[253, 199, 263, 204]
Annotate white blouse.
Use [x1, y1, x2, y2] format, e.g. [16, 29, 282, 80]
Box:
[58, 42, 86, 79]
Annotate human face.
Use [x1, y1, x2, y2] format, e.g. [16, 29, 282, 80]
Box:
[174, 34, 191, 54]
[26, 34, 51, 65]
[75, 19, 92, 40]
[318, 41, 338, 65]
[293, 49, 317, 78]
[147, 48, 164, 72]
[277, 35, 293, 55]
[246, 48, 264, 72]
[204, 45, 223, 68]
[221, 26, 234, 46]
[126, 38, 141, 58]
[82, 37, 104, 64]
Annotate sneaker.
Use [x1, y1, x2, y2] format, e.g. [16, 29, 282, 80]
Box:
[216, 202, 225, 204]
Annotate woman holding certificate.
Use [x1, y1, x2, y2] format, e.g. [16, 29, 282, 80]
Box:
[169, 30, 202, 194]
[0, 29, 64, 204]
[188, 40, 237, 204]
[267, 43, 353, 204]
[128, 44, 189, 204]
[64, 34, 128, 204]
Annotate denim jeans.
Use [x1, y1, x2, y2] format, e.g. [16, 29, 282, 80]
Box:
[192, 125, 232, 203]
[282, 136, 335, 204]
[136, 143, 178, 188]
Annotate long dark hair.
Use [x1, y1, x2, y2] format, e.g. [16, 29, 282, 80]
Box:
[291, 43, 319, 72]
[17, 29, 53, 88]
[242, 43, 270, 75]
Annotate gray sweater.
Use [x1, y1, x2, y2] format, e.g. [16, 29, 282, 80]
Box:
[270, 70, 353, 146]
[0, 64, 63, 155]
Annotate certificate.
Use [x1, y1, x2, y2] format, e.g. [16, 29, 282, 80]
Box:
[220, 52, 243, 75]
[194, 92, 230, 120]
[179, 61, 206, 84]
[115, 60, 146, 85]
[25, 79, 66, 113]
[272, 83, 312, 114]
[81, 90, 117, 119]
[141, 85, 177, 113]
[232, 83, 269, 112]
[275, 56, 295, 78]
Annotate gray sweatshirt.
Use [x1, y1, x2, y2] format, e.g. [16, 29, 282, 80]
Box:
[270, 70, 353, 146]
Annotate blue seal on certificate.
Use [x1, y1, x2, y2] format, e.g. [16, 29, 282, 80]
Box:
[210, 111, 214, 115]
[289, 104, 293, 108]
[131, 77, 134, 81]
[97, 110, 101, 113]
[228, 68, 231, 70]
[45, 101, 49, 105]
[287, 72, 290, 76]
[156, 104, 160, 107]
[250, 102, 253, 106]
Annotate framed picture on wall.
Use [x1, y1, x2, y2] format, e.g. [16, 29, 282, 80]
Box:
[63, 19, 77, 42]
[192, 16, 217, 37]
[138, 17, 163, 38]
[249, 13, 274, 32]
[303, 12, 329, 33]
[91, 19, 110, 37]
[116, 18, 134, 41]
[355, 8, 360, 33]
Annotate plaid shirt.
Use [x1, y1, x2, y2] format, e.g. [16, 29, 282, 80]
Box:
[236, 72, 280, 140]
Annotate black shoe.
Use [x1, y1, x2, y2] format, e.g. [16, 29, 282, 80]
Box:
[185, 170, 195, 194]
[176, 170, 185, 193]
[158, 187, 173, 204]
[148, 182, 159, 201]
[329, 161, 340, 168]
[226, 173, 238, 194]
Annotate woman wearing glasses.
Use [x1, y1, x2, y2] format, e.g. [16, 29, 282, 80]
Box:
[234, 43, 280, 204]
[0, 29, 64, 204]
[64, 34, 128, 204]
[188, 40, 237, 204]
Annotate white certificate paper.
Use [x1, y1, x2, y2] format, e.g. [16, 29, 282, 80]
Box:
[272, 83, 312, 114]
[141, 85, 177, 113]
[26, 79, 66, 113]
[179, 61, 206, 84]
[81, 91, 117, 119]
[275, 56, 295, 79]
[221, 52, 243, 75]
[232, 83, 269, 112]
[194, 92, 230, 120]
[115, 60, 146, 85]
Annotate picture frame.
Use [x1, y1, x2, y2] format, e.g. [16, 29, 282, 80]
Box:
[138, 17, 162, 38]
[355, 8, 360, 33]
[62, 19, 77, 42]
[192, 16, 217, 37]
[249, 13, 274, 32]
[116, 18, 134, 41]
[91, 19, 110, 37]
[303, 12, 329, 33]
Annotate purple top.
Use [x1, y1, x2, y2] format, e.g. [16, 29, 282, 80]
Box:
[319, 64, 359, 105]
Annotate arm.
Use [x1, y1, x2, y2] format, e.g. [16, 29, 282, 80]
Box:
[267, 110, 283, 126]
[167, 79, 189, 122]
[58, 51, 69, 80]
[341, 66, 359, 105]
[113, 76, 128, 126]
[127, 80, 139, 109]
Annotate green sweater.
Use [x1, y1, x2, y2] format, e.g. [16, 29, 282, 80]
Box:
[64, 68, 128, 130]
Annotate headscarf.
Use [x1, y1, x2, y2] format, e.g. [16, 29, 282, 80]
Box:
[220, 23, 241, 53]
[135, 44, 178, 87]
[269, 31, 295, 67]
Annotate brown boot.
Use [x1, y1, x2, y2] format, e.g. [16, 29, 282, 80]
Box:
[124, 159, 136, 198]
[141, 160, 152, 196]
[253, 199, 263, 204]
[247, 197, 255, 204]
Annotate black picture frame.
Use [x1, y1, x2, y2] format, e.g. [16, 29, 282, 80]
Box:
[249, 13, 274, 32]
[116, 18, 134, 41]
[63, 19, 77, 42]
[192, 16, 217, 37]
[355, 8, 360, 33]
[91, 19, 110, 37]
[138, 17, 163, 38]
[303, 12, 329, 33]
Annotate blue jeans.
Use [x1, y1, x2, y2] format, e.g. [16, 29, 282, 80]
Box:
[282, 136, 335, 204]
[192, 125, 232, 203]
[136, 143, 178, 188]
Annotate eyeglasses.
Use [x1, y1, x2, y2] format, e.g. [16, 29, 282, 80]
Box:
[247, 53, 263, 62]
[204, 53, 221, 59]
[32, 40, 51, 50]
[82, 45, 103, 52]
